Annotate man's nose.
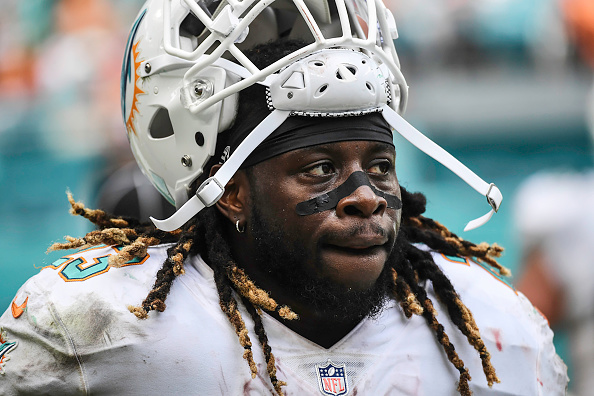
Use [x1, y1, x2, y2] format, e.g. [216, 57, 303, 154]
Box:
[336, 185, 387, 218]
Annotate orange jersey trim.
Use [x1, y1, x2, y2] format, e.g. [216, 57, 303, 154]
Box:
[11, 296, 28, 319]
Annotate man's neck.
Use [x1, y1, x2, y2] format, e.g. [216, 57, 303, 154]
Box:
[266, 300, 363, 349]
[230, 255, 363, 348]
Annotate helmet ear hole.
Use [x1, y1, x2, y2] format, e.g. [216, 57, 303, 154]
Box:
[195, 132, 205, 146]
[180, 11, 205, 37]
[149, 107, 174, 139]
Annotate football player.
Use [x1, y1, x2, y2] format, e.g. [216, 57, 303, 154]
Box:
[0, 1, 567, 395]
[513, 2, 594, 395]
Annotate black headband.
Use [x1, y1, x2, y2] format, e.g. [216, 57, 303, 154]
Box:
[224, 111, 394, 168]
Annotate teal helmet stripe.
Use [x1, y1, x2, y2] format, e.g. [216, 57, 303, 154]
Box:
[120, 9, 147, 122]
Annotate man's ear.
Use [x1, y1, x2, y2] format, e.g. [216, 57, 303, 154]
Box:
[211, 165, 250, 224]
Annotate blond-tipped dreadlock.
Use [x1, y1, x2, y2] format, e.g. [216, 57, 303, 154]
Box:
[53, 185, 505, 396]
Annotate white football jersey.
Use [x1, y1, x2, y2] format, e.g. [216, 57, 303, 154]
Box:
[0, 244, 567, 395]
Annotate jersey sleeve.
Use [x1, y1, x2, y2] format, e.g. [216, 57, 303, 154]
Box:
[428, 250, 568, 394]
[0, 244, 172, 395]
[0, 277, 87, 395]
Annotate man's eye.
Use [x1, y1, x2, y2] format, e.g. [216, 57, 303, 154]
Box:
[368, 160, 392, 175]
[307, 163, 335, 176]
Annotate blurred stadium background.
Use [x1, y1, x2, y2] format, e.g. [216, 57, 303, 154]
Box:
[1, 0, 592, 390]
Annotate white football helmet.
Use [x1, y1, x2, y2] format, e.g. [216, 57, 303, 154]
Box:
[121, 0, 502, 232]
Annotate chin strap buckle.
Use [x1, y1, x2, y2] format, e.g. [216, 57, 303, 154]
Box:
[486, 183, 501, 213]
[463, 184, 503, 232]
[196, 177, 225, 207]
[149, 177, 225, 232]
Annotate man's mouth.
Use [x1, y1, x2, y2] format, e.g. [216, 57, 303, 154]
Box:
[325, 245, 386, 256]
[324, 235, 389, 254]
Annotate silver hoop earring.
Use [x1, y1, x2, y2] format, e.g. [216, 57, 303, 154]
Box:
[235, 220, 245, 233]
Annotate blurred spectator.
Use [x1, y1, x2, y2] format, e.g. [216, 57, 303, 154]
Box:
[514, 1, 594, 395]
[515, 170, 594, 396]
[33, 0, 133, 160]
[562, 0, 594, 67]
[562, 0, 594, 134]
[388, 0, 568, 69]
[0, 0, 142, 161]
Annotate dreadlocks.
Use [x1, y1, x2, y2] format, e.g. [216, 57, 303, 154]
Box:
[54, 185, 504, 396]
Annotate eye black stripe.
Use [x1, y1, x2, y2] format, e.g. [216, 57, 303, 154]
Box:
[295, 171, 402, 215]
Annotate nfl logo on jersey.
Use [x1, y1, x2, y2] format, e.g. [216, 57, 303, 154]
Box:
[315, 360, 349, 396]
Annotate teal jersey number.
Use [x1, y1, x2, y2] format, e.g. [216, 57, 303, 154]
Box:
[47, 246, 149, 282]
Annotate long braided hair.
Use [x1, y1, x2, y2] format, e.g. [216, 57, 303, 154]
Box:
[52, 186, 505, 396]
[50, 40, 507, 396]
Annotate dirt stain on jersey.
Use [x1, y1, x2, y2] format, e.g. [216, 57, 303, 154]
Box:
[58, 293, 147, 354]
[242, 361, 277, 395]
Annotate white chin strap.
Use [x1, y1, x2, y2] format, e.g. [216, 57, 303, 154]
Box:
[151, 110, 290, 232]
[151, 104, 501, 232]
[380, 105, 502, 231]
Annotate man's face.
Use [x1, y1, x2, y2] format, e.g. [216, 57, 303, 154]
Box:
[241, 140, 401, 317]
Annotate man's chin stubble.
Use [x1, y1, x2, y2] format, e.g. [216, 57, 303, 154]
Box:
[250, 229, 394, 322]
